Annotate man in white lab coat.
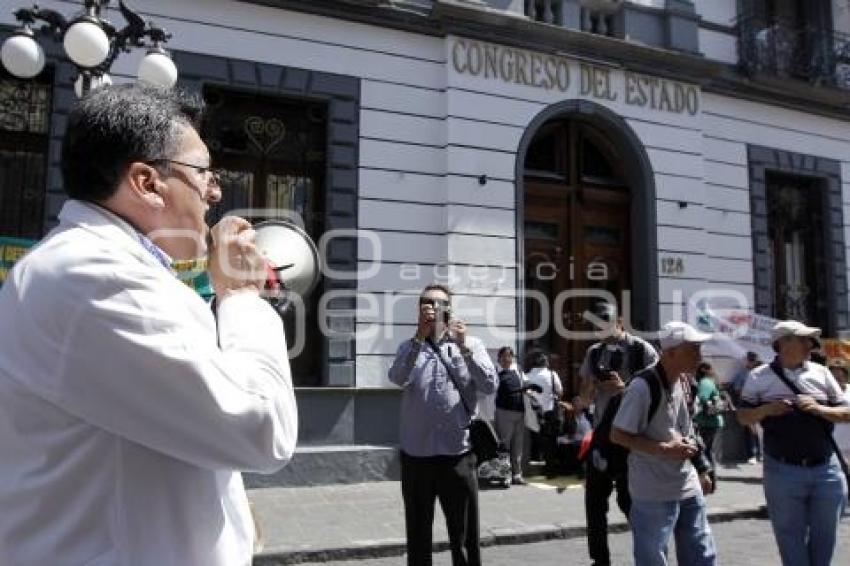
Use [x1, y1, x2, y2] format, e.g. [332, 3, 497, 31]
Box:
[0, 85, 298, 566]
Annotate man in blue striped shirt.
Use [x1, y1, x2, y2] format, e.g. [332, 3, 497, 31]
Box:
[737, 321, 850, 566]
[389, 283, 498, 566]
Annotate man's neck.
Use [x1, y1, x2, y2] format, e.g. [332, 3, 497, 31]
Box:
[778, 355, 806, 370]
[658, 358, 680, 386]
[602, 330, 626, 344]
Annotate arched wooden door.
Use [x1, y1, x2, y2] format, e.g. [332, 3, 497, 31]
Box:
[523, 119, 631, 397]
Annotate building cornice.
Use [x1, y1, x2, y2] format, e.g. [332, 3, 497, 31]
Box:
[240, 0, 850, 119]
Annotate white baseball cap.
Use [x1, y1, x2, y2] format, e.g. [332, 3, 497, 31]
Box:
[771, 320, 821, 349]
[658, 321, 712, 350]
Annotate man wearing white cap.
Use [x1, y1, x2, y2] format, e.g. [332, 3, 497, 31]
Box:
[737, 320, 850, 566]
[611, 322, 716, 566]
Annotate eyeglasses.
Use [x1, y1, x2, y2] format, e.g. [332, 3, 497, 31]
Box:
[419, 297, 450, 309]
[147, 159, 223, 189]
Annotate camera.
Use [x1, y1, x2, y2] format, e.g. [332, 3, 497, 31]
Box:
[420, 297, 452, 323]
[593, 343, 625, 380]
[686, 433, 712, 475]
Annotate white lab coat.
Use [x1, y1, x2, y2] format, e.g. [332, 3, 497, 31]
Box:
[0, 200, 298, 566]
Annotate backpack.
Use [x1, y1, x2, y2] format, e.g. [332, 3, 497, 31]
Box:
[581, 368, 663, 478]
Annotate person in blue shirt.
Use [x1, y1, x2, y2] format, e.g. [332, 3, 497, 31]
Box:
[388, 284, 498, 566]
[729, 351, 763, 463]
[738, 321, 850, 566]
[494, 346, 541, 485]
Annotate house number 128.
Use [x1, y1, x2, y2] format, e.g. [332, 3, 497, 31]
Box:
[661, 257, 685, 276]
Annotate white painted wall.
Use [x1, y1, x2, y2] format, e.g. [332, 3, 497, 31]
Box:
[694, 0, 738, 64]
[701, 93, 850, 333]
[699, 29, 738, 64]
[694, 0, 736, 26]
[0, 0, 453, 388]
[628, 0, 665, 8]
[442, 35, 713, 368]
[5, 0, 850, 386]
[834, 0, 850, 35]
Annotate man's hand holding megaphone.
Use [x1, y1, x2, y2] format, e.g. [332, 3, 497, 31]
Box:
[208, 217, 268, 302]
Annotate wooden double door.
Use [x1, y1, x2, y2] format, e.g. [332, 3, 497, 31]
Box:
[522, 121, 632, 397]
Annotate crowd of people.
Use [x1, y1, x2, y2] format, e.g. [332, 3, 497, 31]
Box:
[389, 288, 850, 566]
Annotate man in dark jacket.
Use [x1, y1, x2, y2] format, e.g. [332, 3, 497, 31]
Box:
[578, 303, 658, 566]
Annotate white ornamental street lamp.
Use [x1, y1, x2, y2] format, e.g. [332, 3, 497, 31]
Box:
[1, 0, 178, 97]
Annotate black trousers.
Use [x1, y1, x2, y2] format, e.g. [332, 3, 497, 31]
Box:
[584, 462, 631, 566]
[400, 451, 481, 566]
[701, 426, 718, 485]
[532, 428, 560, 475]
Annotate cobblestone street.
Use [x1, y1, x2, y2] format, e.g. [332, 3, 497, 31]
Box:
[315, 518, 850, 565]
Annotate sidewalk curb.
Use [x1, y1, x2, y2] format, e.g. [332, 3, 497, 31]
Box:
[253, 505, 769, 565]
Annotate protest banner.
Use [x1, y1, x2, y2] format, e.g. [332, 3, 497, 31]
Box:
[693, 298, 777, 362]
[694, 298, 850, 367]
[0, 237, 36, 286]
[0, 236, 212, 298]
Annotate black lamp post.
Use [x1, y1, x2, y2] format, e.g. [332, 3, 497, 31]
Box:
[1, 0, 177, 96]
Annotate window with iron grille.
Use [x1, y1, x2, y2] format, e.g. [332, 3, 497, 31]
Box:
[766, 172, 828, 329]
[0, 71, 52, 239]
[737, 0, 847, 87]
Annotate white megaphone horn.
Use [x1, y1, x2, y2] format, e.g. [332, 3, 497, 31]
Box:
[252, 220, 321, 314]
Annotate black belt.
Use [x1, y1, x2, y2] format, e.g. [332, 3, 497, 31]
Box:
[770, 454, 830, 468]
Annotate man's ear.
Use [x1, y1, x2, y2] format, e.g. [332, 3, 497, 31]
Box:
[127, 162, 166, 208]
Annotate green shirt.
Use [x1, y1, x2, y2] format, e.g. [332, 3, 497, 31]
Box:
[694, 377, 724, 430]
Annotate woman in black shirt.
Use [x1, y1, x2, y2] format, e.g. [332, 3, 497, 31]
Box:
[494, 346, 539, 485]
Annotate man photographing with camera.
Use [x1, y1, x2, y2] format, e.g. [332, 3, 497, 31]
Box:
[578, 302, 658, 566]
[388, 284, 497, 566]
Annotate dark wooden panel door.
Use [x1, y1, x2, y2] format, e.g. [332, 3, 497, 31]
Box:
[523, 121, 631, 397]
[524, 181, 572, 383]
[562, 186, 631, 394]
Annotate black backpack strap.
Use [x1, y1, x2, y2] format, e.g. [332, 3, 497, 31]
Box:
[646, 369, 663, 424]
[769, 359, 802, 395]
[550, 370, 559, 403]
[633, 368, 663, 425]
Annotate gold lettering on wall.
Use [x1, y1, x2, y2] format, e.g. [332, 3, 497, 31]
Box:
[451, 39, 699, 116]
[452, 39, 570, 92]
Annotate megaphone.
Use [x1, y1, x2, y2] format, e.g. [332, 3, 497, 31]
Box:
[253, 220, 321, 314]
